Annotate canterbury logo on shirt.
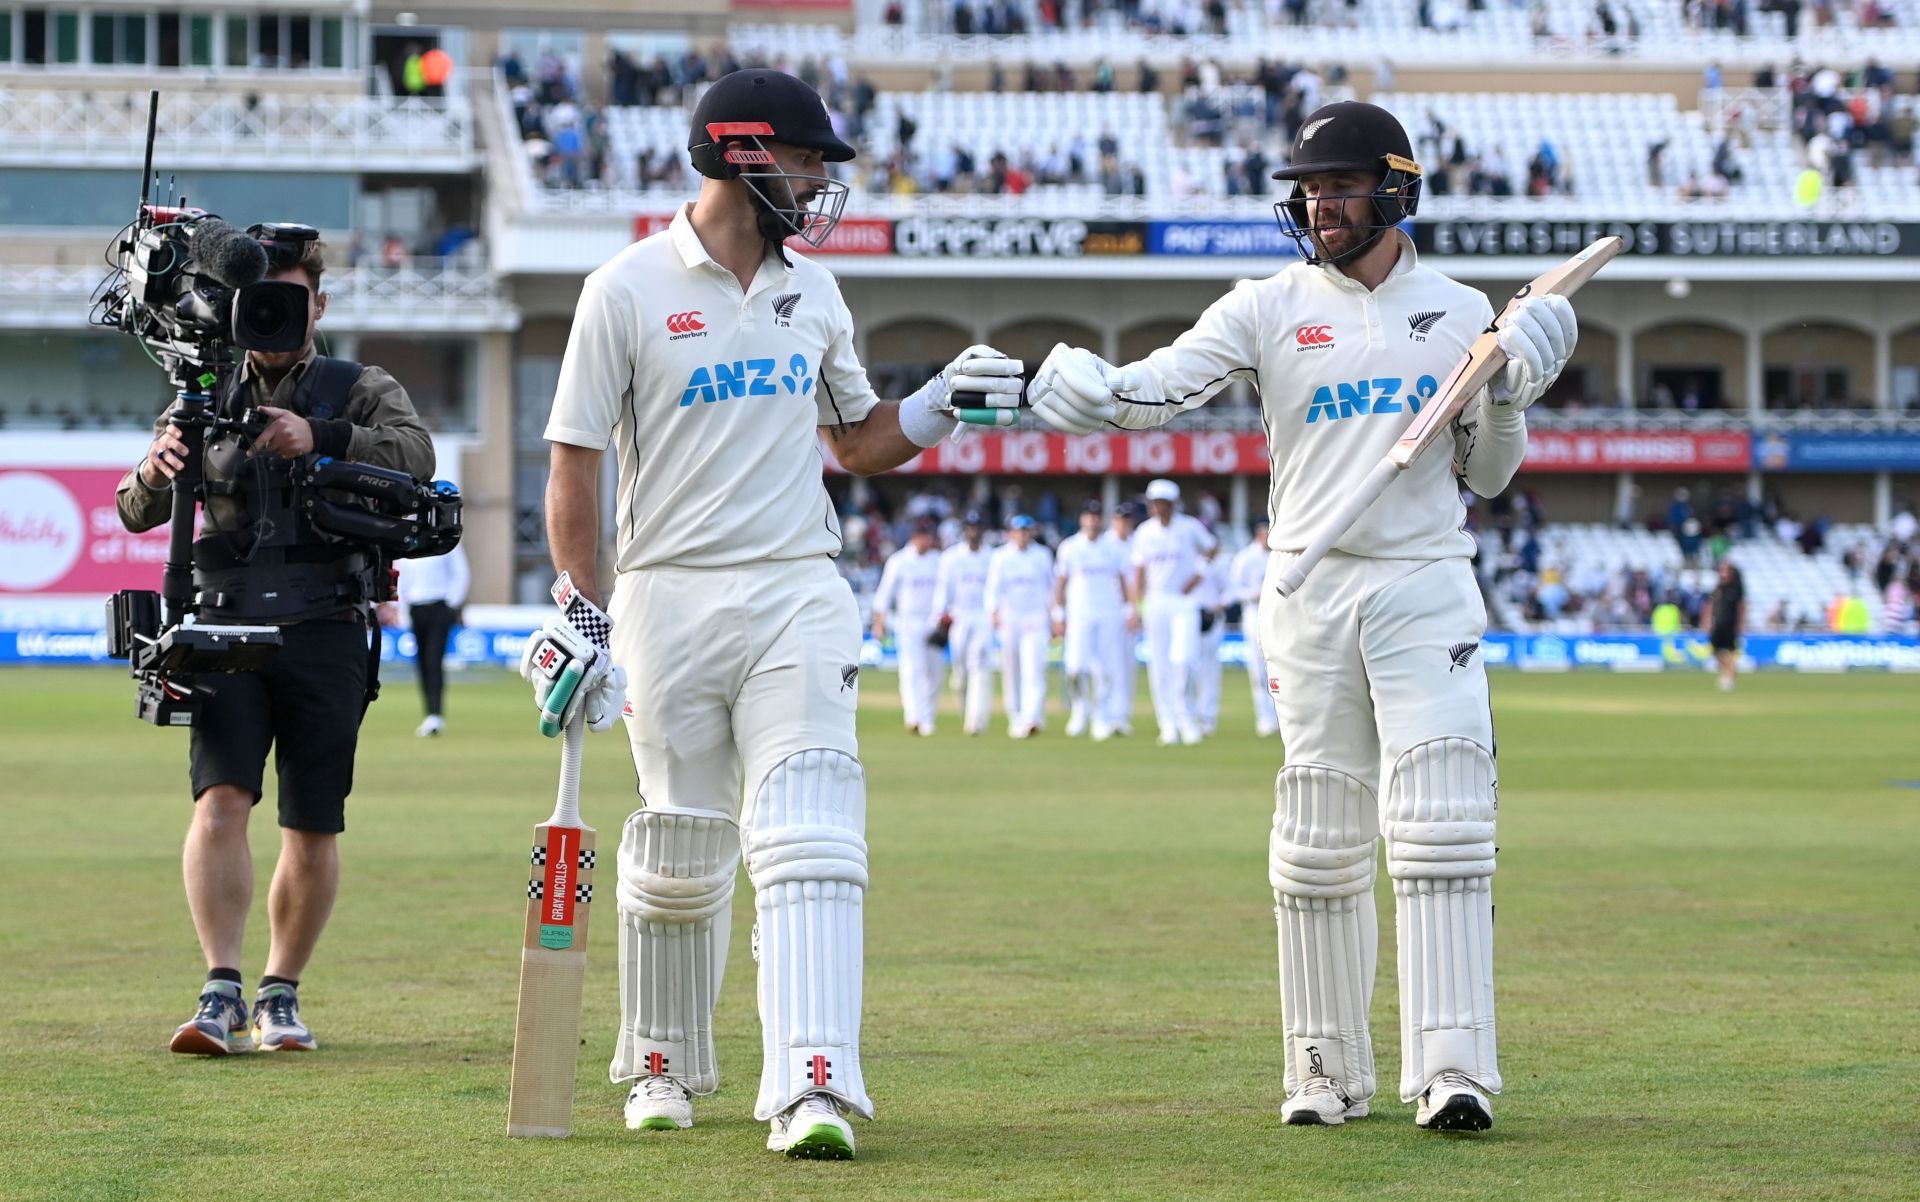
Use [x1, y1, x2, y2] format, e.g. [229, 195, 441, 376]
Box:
[1304, 375, 1441, 424]
[665, 311, 706, 338]
[1295, 324, 1335, 349]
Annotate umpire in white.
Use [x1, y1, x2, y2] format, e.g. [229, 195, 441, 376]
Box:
[1025, 101, 1577, 1133]
[531, 69, 1020, 1159]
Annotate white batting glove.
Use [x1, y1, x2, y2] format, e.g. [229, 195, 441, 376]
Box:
[900, 344, 1025, 446]
[1029, 343, 1118, 434]
[520, 618, 625, 736]
[1489, 294, 1578, 411]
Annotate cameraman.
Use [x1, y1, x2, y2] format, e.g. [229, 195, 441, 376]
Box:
[115, 230, 435, 1056]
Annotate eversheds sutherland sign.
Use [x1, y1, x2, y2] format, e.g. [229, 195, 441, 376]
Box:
[1414, 220, 1920, 257]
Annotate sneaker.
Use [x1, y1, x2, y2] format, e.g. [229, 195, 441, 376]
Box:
[1282, 1075, 1369, 1126]
[1066, 707, 1088, 737]
[416, 714, 444, 737]
[1009, 722, 1032, 739]
[1415, 1071, 1492, 1132]
[1090, 720, 1114, 742]
[1179, 723, 1205, 745]
[251, 984, 316, 1051]
[624, 1075, 693, 1131]
[767, 1092, 855, 1159]
[170, 987, 252, 1056]
[916, 723, 936, 737]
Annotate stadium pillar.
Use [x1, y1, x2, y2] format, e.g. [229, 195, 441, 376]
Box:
[1745, 329, 1764, 414]
[1101, 475, 1119, 515]
[1615, 325, 1635, 407]
[1616, 471, 1637, 528]
[1875, 473, 1892, 526]
[1229, 475, 1250, 534]
[1874, 327, 1892, 408]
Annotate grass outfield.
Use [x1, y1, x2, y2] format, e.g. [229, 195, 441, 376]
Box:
[2, 667, 1917, 1201]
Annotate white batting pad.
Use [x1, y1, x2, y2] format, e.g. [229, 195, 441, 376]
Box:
[1270, 763, 1380, 1104]
[1385, 736, 1501, 1102]
[611, 806, 739, 1095]
[746, 749, 873, 1121]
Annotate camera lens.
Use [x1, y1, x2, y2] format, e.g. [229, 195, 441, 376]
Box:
[230, 281, 309, 352]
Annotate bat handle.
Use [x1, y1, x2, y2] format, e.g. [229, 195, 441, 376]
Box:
[955, 407, 1017, 427]
[553, 718, 585, 827]
[1272, 457, 1404, 598]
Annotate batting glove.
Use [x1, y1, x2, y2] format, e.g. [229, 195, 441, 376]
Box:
[1028, 343, 1118, 434]
[1489, 294, 1578, 411]
[520, 618, 625, 736]
[899, 344, 1025, 446]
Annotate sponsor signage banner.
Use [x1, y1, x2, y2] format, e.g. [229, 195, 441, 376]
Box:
[0, 469, 175, 595]
[824, 431, 1272, 475]
[633, 213, 894, 254]
[1147, 220, 1302, 258]
[1414, 219, 1920, 257]
[1752, 430, 1920, 472]
[893, 217, 1145, 258]
[1523, 430, 1751, 472]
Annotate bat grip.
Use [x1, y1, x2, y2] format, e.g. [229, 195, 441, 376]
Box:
[552, 718, 584, 827]
[954, 407, 1017, 427]
[1272, 457, 1403, 598]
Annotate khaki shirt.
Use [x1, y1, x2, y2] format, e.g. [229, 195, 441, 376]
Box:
[116, 347, 435, 534]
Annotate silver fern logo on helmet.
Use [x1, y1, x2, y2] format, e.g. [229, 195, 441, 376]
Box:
[1301, 117, 1335, 142]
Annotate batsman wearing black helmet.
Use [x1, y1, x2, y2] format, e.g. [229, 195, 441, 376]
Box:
[534, 69, 1022, 1159]
[1028, 101, 1585, 1133]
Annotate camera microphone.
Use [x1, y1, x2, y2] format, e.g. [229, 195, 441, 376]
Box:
[193, 219, 269, 288]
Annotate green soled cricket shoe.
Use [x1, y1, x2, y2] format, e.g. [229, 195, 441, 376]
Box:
[767, 1093, 855, 1160]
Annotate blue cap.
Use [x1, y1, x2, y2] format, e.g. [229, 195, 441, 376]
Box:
[1008, 514, 1035, 530]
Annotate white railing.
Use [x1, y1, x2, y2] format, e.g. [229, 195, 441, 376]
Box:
[0, 260, 515, 332]
[0, 90, 474, 167]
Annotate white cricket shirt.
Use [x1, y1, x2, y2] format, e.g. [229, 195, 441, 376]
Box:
[1110, 233, 1524, 560]
[873, 544, 941, 625]
[935, 542, 991, 620]
[1132, 514, 1216, 598]
[545, 203, 880, 572]
[1055, 531, 1128, 617]
[1229, 540, 1270, 605]
[985, 542, 1055, 619]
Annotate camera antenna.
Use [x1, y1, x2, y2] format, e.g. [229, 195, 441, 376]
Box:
[139, 90, 158, 213]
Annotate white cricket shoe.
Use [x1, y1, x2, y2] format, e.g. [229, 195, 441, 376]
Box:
[1281, 1075, 1369, 1126]
[1179, 723, 1205, 745]
[1009, 722, 1033, 739]
[1066, 707, 1088, 737]
[1090, 719, 1114, 742]
[1415, 1071, 1493, 1132]
[915, 723, 936, 736]
[416, 715, 444, 737]
[625, 1076, 693, 1131]
[767, 1092, 855, 1159]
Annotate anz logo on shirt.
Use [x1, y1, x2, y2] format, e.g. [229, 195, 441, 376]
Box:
[679, 354, 815, 407]
[1304, 375, 1441, 425]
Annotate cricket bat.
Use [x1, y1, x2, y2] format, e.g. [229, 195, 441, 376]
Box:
[507, 573, 610, 1138]
[507, 717, 595, 1137]
[1273, 235, 1623, 598]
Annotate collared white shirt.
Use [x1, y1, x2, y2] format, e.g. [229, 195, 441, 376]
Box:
[1110, 233, 1520, 561]
[1055, 530, 1128, 617]
[397, 545, 470, 608]
[934, 541, 991, 620]
[1132, 514, 1216, 598]
[986, 542, 1055, 619]
[1229, 540, 1270, 605]
[545, 203, 880, 572]
[873, 544, 942, 625]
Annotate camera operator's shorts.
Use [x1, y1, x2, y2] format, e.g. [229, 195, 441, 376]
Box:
[189, 617, 369, 833]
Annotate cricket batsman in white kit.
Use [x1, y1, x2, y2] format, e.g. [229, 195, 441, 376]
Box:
[932, 510, 994, 735]
[1026, 101, 1577, 1132]
[1102, 502, 1144, 735]
[871, 517, 944, 735]
[1231, 521, 1281, 738]
[1054, 500, 1131, 740]
[1131, 479, 1217, 746]
[523, 68, 1021, 1159]
[985, 514, 1055, 737]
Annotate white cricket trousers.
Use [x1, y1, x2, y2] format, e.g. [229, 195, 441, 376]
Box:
[1193, 615, 1224, 732]
[893, 618, 943, 731]
[1143, 593, 1201, 738]
[948, 614, 993, 734]
[1242, 616, 1280, 735]
[998, 614, 1051, 731]
[1063, 610, 1122, 720]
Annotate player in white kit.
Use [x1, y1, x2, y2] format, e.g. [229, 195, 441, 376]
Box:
[1027, 101, 1576, 1132]
[1130, 480, 1217, 746]
[1190, 544, 1229, 736]
[985, 514, 1055, 738]
[871, 517, 944, 735]
[932, 510, 994, 735]
[1053, 501, 1131, 741]
[1102, 502, 1143, 735]
[1231, 521, 1281, 738]
[524, 69, 1022, 1159]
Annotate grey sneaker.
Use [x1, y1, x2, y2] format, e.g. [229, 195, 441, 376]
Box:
[250, 984, 316, 1052]
[169, 987, 251, 1056]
